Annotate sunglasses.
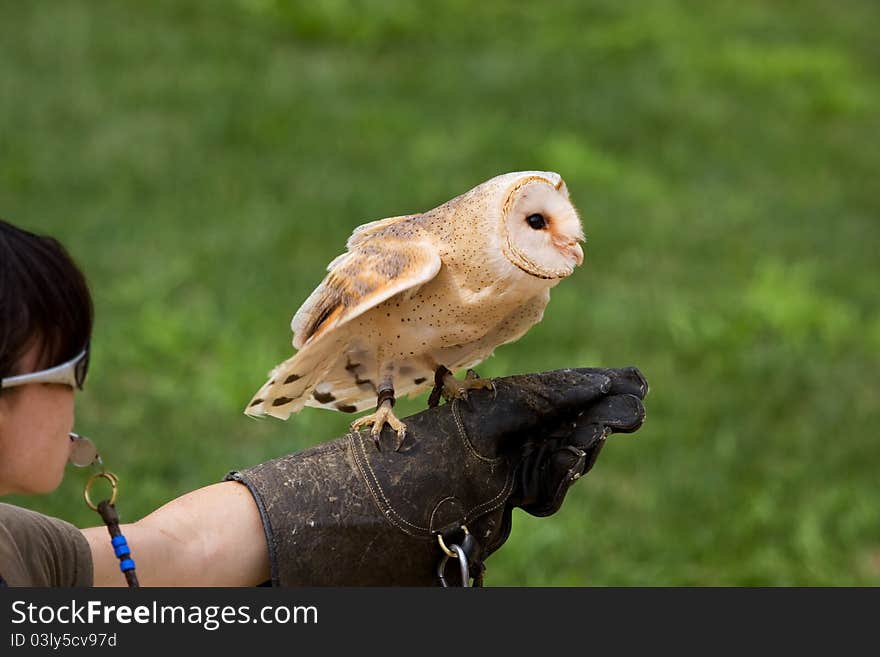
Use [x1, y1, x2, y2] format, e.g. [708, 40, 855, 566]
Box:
[0, 345, 90, 391]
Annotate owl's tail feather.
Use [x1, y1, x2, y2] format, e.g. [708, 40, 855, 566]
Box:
[244, 337, 343, 420]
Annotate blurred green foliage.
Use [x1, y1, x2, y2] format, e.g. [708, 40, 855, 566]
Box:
[2, 0, 878, 585]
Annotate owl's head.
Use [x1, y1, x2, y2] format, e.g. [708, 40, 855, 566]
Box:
[497, 172, 585, 280]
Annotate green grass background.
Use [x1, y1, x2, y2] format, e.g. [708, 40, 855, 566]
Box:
[2, 0, 878, 585]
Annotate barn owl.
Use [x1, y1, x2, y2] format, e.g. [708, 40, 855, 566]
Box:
[245, 171, 585, 449]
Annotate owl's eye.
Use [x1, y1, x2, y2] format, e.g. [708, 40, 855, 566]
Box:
[526, 213, 547, 230]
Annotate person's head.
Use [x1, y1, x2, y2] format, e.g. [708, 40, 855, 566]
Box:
[0, 219, 93, 495]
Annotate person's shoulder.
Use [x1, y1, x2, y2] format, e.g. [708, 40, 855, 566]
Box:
[0, 501, 59, 522]
[0, 502, 80, 536]
[0, 502, 93, 587]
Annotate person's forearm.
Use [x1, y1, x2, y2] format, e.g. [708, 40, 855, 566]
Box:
[83, 481, 269, 587]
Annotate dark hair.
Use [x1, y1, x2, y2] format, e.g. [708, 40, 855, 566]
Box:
[0, 219, 93, 380]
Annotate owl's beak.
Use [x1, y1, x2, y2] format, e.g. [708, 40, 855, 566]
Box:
[552, 235, 584, 270]
[561, 241, 584, 267]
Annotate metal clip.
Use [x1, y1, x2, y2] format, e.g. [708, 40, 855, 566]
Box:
[437, 543, 470, 587]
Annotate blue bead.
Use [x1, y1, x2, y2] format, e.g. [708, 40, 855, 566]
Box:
[119, 559, 136, 572]
[114, 544, 131, 558]
[111, 535, 127, 548]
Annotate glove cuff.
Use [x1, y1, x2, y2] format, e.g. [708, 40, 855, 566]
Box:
[225, 469, 280, 586]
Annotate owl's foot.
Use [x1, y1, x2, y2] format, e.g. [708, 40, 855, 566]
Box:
[351, 395, 407, 452]
[427, 366, 496, 408]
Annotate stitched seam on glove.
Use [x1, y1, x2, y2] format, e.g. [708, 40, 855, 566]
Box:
[448, 403, 516, 522]
[451, 399, 507, 464]
[428, 496, 463, 533]
[347, 431, 432, 537]
[346, 421, 516, 538]
[464, 476, 515, 523]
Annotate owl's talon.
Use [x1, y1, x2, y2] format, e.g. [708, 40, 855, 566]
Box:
[439, 370, 495, 405]
[393, 427, 407, 452]
[371, 426, 382, 452]
[457, 388, 473, 410]
[351, 398, 407, 451]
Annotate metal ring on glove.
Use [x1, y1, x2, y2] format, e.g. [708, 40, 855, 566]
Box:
[437, 525, 469, 558]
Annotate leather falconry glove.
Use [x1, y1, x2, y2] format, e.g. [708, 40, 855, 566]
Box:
[227, 366, 648, 586]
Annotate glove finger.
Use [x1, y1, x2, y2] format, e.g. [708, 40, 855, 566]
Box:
[458, 370, 612, 452]
[574, 367, 649, 400]
[516, 393, 646, 519]
[519, 426, 607, 517]
[575, 393, 646, 434]
[493, 369, 613, 416]
[568, 421, 607, 451]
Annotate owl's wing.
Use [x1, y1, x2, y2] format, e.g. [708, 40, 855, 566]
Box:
[345, 214, 411, 249]
[291, 234, 441, 349]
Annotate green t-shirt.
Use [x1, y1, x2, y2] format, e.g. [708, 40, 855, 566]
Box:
[0, 503, 93, 587]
